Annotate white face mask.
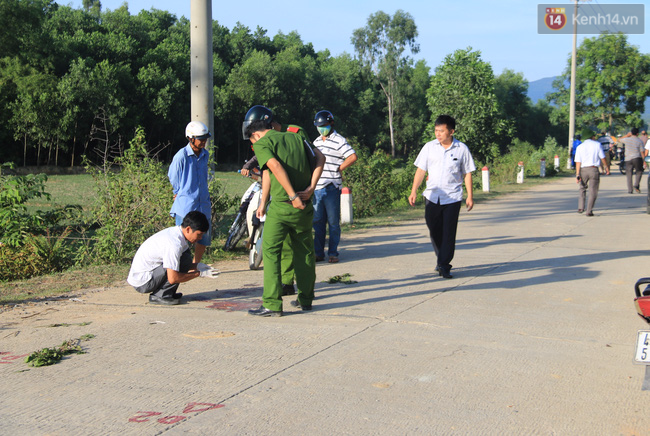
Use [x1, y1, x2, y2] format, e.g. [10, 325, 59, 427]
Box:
[317, 125, 332, 136]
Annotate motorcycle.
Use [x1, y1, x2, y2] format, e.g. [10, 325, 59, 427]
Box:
[632, 278, 650, 389]
[223, 168, 265, 270]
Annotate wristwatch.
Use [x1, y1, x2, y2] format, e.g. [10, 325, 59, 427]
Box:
[288, 194, 298, 201]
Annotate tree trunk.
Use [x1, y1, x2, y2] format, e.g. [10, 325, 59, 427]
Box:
[23, 134, 27, 167]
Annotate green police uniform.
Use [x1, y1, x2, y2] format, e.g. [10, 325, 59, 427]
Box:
[253, 130, 316, 311]
[279, 124, 312, 286]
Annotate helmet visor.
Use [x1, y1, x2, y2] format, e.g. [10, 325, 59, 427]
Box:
[242, 121, 252, 140]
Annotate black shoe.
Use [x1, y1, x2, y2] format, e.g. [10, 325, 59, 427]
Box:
[439, 269, 453, 279]
[149, 294, 180, 305]
[248, 305, 282, 317]
[435, 265, 440, 272]
[586, 212, 594, 217]
[636, 187, 641, 193]
[173, 293, 183, 299]
[282, 284, 296, 296]
[290, 300, 312, 311]
[315, 255, 325, 262]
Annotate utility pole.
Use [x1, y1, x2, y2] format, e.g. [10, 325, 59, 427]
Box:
[190, 0, 214, 160]
[567, 0, 579, 169]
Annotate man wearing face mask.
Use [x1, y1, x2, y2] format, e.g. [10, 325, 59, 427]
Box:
[312, 110, 358, 263]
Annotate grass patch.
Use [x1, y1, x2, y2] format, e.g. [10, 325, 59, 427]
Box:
[0, 264, 130, 306]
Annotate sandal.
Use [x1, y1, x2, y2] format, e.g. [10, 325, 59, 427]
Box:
[328, 257, 339, 263]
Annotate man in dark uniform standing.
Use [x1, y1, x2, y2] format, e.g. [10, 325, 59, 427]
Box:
[242, 106, 325, 316]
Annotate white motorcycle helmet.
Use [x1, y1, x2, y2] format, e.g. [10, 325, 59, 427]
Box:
[185, 121, 211, 140]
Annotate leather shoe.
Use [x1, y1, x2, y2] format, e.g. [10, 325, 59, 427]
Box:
[439, 269, 453, 279]
[586, 212, 594, 217]
[248, 305, 282, 317]
[282, 284, 296, 296]
[290, 300, 312, 311]
[149, 294, 180, 305]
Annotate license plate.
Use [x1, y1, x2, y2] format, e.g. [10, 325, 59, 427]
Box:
[635, 331, 650, 363]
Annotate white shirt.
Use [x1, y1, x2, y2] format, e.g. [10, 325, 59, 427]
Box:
[574, 139, 605, 167]
[313, 131, 356, 190]
[127, 226, 190, 287]
[414, 138, 476, 204]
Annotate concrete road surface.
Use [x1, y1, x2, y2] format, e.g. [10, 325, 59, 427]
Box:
[1, 170, 649, 435]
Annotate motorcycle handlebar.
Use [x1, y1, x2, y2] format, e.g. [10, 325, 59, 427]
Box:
[634, 278, 650, 298]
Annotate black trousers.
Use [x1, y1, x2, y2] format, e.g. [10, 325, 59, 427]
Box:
[424, 199, 461, 271]
[134, 249, 193, 298]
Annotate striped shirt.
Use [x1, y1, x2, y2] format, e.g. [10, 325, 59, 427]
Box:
[313, 130, 356, 190]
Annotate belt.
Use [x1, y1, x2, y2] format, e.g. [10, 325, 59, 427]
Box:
[283, 199, 311, 204]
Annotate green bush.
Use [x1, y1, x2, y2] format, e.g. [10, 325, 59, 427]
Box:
[0, 230, 75, 282]
[86, 127, 175, 262]
[344, 149, 413, 218]
[0, 164, 51, 247]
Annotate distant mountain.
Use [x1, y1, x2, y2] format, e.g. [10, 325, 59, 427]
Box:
[527, 76, 559, 103]
[526, 76, 649, 123]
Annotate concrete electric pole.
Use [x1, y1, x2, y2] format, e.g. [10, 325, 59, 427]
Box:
[190, 0, 214, 158]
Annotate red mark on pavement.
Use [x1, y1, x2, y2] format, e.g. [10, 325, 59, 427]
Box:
[206, 300, 261, 312]
[129, 411, 162, 423]
[0, 352, 29, 364]
[129, 402, 224, 424]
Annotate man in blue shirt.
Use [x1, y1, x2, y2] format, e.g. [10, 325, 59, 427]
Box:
[168, 121, 212, 263]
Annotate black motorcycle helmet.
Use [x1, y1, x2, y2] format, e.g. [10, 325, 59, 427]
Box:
[313, 110, 334, 127]
[242, 105, 273, 140]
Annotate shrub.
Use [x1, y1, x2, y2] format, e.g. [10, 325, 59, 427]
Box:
[344, 149, 413, 218]
[86, 127, 174, 262]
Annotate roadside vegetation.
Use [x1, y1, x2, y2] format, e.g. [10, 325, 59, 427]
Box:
[2, 3, 645, 305]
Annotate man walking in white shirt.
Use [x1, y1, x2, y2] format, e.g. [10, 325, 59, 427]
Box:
[575, 128, 609, 217]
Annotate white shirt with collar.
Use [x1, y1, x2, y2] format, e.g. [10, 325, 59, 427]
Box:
[127, 226, 190, 287]
[574, 139, 605, 167]
[414, 138, 476, 205]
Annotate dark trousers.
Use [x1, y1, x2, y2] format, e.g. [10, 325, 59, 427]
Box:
[424, 199, 461, 272]
[134, 249, 193, 298]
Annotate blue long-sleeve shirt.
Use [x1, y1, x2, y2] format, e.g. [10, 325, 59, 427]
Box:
[168, 144, 211, 220]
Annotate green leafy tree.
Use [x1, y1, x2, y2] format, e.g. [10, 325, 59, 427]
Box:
[426, 47, 511, 162]
[394, 59, 430, 156]
[352, 10, 419, 157]
[548, 33, 650, 131]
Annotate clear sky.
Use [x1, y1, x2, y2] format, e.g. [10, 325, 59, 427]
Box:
[69, 0, 649, 82]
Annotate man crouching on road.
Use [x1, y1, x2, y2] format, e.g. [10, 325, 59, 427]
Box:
[127, 211, 219, 305]
[242, 105, 325, 317]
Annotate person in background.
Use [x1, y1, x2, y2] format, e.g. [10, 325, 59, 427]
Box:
[621, 128, 645, 194]
[311, 110, 358, 264]
[574, 128, 609, 217]
[168, 121, 212, 263]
